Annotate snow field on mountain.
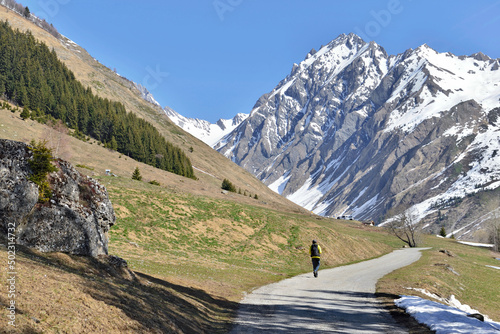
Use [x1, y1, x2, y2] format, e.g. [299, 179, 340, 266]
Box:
[386, 45, 500, 133]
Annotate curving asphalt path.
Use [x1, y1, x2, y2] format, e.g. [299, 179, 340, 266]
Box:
[230, 248, 428, 333]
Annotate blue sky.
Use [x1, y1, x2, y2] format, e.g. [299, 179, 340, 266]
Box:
[24, 0, 500, 123]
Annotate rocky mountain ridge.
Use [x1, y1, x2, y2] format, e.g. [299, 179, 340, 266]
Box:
[215, 33, 500, 241]
[164, 106, 248, 147]
[135, 82, 162, 108]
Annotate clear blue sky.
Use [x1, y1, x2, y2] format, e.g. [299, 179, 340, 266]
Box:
[23, 0, 500, 123]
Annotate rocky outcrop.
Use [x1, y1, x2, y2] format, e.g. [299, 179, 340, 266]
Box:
[0, 139, 115, 257]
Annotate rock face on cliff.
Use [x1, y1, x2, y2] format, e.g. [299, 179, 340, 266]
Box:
[0, 139, 115, 257]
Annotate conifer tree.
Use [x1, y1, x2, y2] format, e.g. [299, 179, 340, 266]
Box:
[23, 6, 30, 18]
[110, 136, 118, 151]
[132, 167, 142, 181]
[20, 107, 30, 120]
[222, 179, 236, 192]
[28, 140, 58, 202]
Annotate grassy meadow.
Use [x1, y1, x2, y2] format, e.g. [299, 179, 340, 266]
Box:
[104, 174, 395, 301]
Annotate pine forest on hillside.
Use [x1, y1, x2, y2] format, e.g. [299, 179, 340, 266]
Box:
[0, 20, 195, 179]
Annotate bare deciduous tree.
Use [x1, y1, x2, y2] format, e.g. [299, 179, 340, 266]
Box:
[387, 208, 422, 247]
[491, 218, 500, 252]
[43, 119, 70, 160]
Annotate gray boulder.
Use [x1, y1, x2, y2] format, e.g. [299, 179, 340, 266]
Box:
[0, 139, 115, 257]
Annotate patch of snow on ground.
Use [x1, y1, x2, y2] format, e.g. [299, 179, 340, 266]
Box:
[396, 295, 500, 333]
[457, 241, 494, 248]
[192, 166, 216, 178]
[486, 265, 500, 270]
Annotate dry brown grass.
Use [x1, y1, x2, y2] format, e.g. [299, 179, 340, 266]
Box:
[0, 243, 237, 333]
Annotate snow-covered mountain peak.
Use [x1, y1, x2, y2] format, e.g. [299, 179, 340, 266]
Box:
[164, 106, 248, 147]
[131, 30, 500, 242]
[329, 32, 366, 48]
[415, 43, 434, 52]
[470, 51, 492, 61]
[216, 113, 248, 130]
[303, 33, 368, 67]
[385, 46, 500, 133]
[216, 34, 500, 242]
[270, 34, 378, 102]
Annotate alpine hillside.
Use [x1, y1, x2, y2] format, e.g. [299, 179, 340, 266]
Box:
[0, 4, 305, 215]
[215, 33, 500, 241]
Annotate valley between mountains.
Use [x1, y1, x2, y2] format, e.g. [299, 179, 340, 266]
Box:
[1, 2, 500, 333]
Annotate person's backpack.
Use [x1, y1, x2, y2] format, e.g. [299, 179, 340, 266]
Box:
[311, 244, 320, 257]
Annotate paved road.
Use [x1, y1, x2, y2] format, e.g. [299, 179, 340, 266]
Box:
[230, 248, 427, 333]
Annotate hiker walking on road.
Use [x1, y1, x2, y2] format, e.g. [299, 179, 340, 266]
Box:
[310, 240, 322, 277]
